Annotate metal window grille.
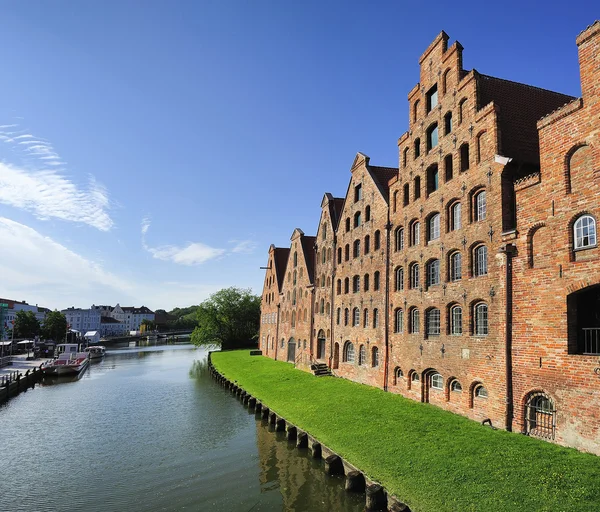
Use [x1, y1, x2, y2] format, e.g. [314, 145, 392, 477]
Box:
[475, 246, 488, 276]
[427, 309, 440, 336]
[475, 304, 488, 335]
[353, 308, 360, 326]
[359, 345, 366, 365]
[396, 309, 404, 333]
[525, 393, 556, 440]
[411, 309, 420, 334]
[451, 306, 463, 335]
[475, 191, 486, 221]
[372, 347, 379, 367]
[363, 309, 369, 328]
[344, 343, 355, 363]
[427, 260, 440, 286]
[373, 309, 379, 328]
[396, 268, 404, 291]
[451, 252, 462, 281]
[583, 328, 600, 355]
[574, 215, 596, 249]
[353, 276, 360, 293]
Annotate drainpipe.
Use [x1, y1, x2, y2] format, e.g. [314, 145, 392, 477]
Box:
[275, 303, 281, 361]
[384, 219, 392, 391]
[309, 285, 315, 365]
[330, 234, 337, 368]
[500, 243, 516, 432]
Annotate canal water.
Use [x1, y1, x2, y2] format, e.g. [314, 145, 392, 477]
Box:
[0, 344, 364, 512]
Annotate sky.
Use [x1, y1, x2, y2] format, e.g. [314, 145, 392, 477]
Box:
[0, 1, 595, 311]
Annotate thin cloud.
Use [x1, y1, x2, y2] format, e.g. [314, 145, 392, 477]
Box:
[0, 124, 112, 231]
[229, 239, 258, 254]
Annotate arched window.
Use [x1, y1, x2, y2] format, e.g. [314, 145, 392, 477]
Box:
[574, 215, 597, 249]
[293, 252, 298, 267]
[337, 247, 342, 264]
[373, 308, 379, 328]
[403, 183, 410, 206]
[460, 143, 470, 172]
[343, 342, 355, 363]
[474, 245, 488, 276]
[326, 302, 330, 315]
[322, 223, 327, 240]
[293, 270, 297, 285]
[374, 271, 380, 291]
[344, 244, 350, 261]
[336, 308, 341, 325]
[353, 239, 360, 258]
[444, 154, 453, 181]
[428, 213, 440, 241]
[411, 221, 421, 246]
[395, 367, 404, 381]
[354, 211, 362, 228]
[358, 344, 366, 365]
[444, 111, 452, 135]
[353, 275, 360, 293]
[395, 267, 404, 291]
[344, 308, 349, 326]
[458, 98, 467, 124]
[450, 380, 462, 392]
[372, 347, 379, 367]
[353, 307, 360, 326]
[474, 385, 488, 398]
[364, 273, 370, 291]
[426, 84, 438, 111]
[474, 190, 486, 221]
[430, 373, 443, 390]
[426, 259, 440, 287]
[292, 289, 297, 305]
[291, 311, 296, 327]
[336, 279, 341, 295]
[410, 308, 420, 334]
[411, 371, 420, 383]
[364, 235, 370, 254]
[525, 392, 556, 439]
[345, 218, 350, 232]
[449, 251, 462, 282]
[344, 277, 349, 294]
[450, 305, 463, 335]
[426, 308, 441, 337]
[426, 123, 438, 151]
[321, 249, 326, 264]
[414, 176, 421, 200]
[395, 227, 404, 251]
[394, 308, 404, 333]
[426, 164, 439, 194]
[320, 299, 325, 314]
[403, 148, 409, 168]
[410, 263, 420, 289]
[442, 69, 450, 94]
[363, 308, 369, 327]
[474, 303, 489, 336]
[450, 202, 461, 231]
[374, 230, 381, 250]
[365, 205, 371, 222]
[354, 184, 363, 202]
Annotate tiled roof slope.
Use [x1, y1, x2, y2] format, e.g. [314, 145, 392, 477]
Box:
[274, 247, 290, 292]
[368, 165, 399, 202]
[329, 197, 345, 231]
[122, 306, 154, 314]
[301, 236, 317, 285]
[477, 73, 575, 164]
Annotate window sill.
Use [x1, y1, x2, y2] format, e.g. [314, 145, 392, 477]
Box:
[574, 244, 597, 252]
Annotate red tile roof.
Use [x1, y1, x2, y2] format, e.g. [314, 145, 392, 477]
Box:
[368, 165, 398, 202]
[273, 247, 290, 292]
[301, 235, 317, 285]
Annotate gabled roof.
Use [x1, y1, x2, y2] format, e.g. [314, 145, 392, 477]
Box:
[476, 72, 575, 164]
[368, 165, 398, 202]
[330, 198, 345, 230]
[121, 306, 154, 314]
[273, 247, 290, 292]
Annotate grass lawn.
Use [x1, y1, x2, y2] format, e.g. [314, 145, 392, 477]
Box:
[211, 350, 600, 512]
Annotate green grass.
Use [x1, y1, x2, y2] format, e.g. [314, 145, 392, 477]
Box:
[212, 350, 600, 512]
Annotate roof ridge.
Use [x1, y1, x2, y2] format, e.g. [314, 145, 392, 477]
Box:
[478, 73, 575, 99]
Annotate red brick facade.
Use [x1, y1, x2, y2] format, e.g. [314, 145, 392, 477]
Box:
[259, 22, 600, 454]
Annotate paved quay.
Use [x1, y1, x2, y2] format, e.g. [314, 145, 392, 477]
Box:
[0, 354, 50, 378]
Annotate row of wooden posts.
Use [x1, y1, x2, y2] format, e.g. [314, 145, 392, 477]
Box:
[0, 367, 43, 403]
[207, 355, 411, 512]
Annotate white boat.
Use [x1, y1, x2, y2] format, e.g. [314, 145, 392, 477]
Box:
[42, 344, 90, 376]
[84, 345, 106, 360]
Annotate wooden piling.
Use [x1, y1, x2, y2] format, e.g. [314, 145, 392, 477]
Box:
[345, 470, 366, 492]
[365, 484, 387, 511]
[311, 441, 322, 459]
[296, 432, 308, 449]
[286, 425, 297, 441]
[325, 454, 344, 475]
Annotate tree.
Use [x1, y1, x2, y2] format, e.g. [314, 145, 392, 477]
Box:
[42, 311, 68, 342]
[13, 311, 41, 339]
[191, 287, 260, 349]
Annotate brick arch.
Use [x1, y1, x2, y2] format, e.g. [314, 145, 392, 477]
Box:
[520, 389, 557, 437]
[468, 380, 485, 408]
[475, 129, 488, 163]
[421, 367, 440, 403]
[407, 368, 420, 390]
[564, 143, 593, 194]
[445, 375, 460, 401]
[467, 185, 486, 222]
[442, 67, 451, 94]
[567, 210, 597, 261]
[526, 222, 549, 269]
[393, 366, 403, 385]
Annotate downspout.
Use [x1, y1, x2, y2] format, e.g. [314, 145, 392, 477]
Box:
[500, 243, 516, 432]
[275, 302, 281, 361]
[329, 234, 337, 368]
[309, 285, 315, 366]
[384, 219, 392, 391]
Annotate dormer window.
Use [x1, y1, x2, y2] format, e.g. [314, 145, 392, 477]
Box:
[426, 84, 438, 112]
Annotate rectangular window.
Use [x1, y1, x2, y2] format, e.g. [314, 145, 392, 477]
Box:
[426, 85, 438, 112]
[427, 309, 440, 336]
[354, 184, 362, 202]
[451, 307, 463, 335]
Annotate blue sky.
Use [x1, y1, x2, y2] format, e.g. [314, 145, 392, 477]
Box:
[0, 1, 595, 310]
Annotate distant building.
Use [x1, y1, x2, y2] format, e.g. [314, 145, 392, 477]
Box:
[62, 307, 101, 334]
[1, 298, 50, 339]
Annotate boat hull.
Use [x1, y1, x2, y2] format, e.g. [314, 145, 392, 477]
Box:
[43, 357, 90, 376]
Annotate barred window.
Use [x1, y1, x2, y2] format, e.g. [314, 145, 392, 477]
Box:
[363, 273, 370, 292]
[410, 263, 420, 289]
[474, 303, 488, 336]
[426, 259, 440, 287]
[426, 308, 440, 336]
[395, 308, 404, 333]
[353, 307, 360, 326]
[353, 239, 360, 258]
[451, 305, 463, 335]
[343, 342, 355, 363]
[395, 267, 404, 291]
[474, 245, 488, 276]
[410, 308, 420, 334]
[450, 252, 462, 281]
[428, 213, 440, 241]
[363, 309, 369, 327]
[474, 190, 486, 221]
[358, 345, 366, 365]
[364, 235, 370, 254]
[344, 308, 349, 326]
[353, 275, 360, 293]
[574, 215, 597, 249]
[374, 230, 381, 250]
[372, 347, 379, 367]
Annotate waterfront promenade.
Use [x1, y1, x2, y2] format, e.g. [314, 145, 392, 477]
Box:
[0, 354, 49, 377]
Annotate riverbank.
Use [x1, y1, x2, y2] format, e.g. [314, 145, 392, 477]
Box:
[211, 350, 600, 512]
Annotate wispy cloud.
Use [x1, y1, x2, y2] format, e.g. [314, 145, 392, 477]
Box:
[229, 239, 258, 254]
[0, 124, 112, 231]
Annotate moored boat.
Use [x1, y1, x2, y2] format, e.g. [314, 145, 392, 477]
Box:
[42, 344, 90, 376]
[84, 345, 106, 360]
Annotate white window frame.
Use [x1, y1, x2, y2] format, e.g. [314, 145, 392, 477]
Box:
[431, 373, 443, 390]
[450, 252, 462, 281]
[451, 202, 461, 231]
[475, 191, 486, 221]
[475, 303, 489, 336]
[451, 305, 463, 335]
[428, 214, 440, 241]
[574, 215, 597, 249]
[474, 246, 488, 276]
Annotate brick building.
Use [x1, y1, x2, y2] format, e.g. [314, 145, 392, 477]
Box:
[258, 22, 600, 454]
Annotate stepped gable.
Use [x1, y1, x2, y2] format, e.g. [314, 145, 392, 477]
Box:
[301, 235, 317, 285]
[476, 73, 575, 164]
[273, 247, 290, 292]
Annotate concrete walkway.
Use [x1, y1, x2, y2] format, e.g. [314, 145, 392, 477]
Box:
[0, 354, 50, 378]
